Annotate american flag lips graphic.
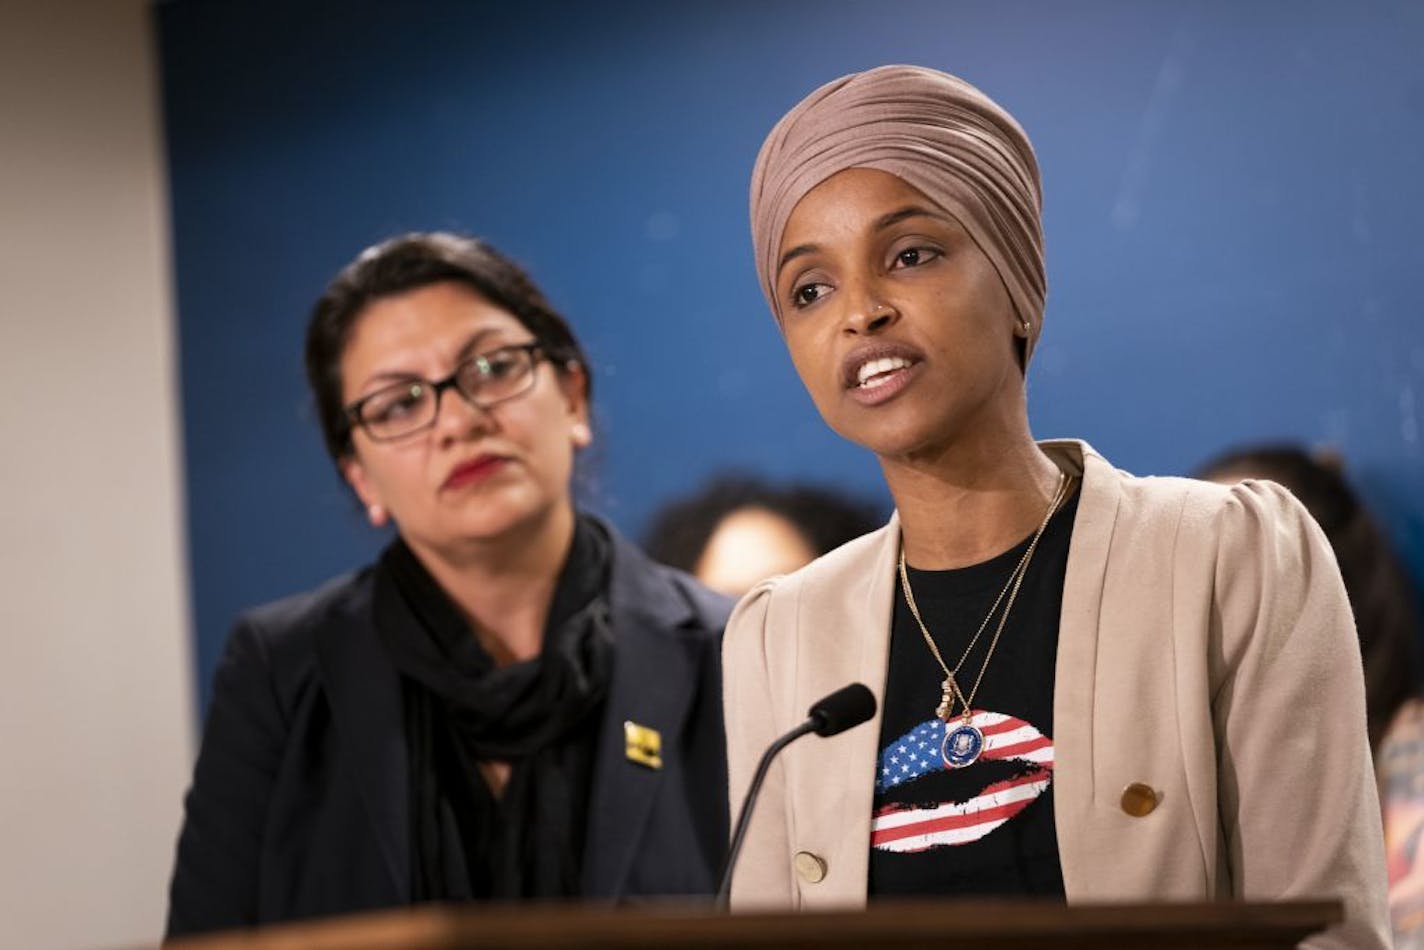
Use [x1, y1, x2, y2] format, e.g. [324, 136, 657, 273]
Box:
[871, 710, 1053, 852]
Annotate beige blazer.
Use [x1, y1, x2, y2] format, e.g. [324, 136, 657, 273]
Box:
[723, 440, 1389, 949]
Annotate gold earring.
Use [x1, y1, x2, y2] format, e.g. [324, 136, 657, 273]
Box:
[1019, 319, 1032, 337]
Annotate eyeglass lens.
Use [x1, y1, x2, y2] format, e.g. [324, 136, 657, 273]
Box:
[356, 345, 538, 440]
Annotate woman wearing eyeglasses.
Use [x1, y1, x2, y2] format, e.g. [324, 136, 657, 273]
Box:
[166, 233, 731, 936]
[722, 66, 1389, 947]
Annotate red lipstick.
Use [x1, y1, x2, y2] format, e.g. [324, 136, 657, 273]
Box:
[442, 455, 508, 491]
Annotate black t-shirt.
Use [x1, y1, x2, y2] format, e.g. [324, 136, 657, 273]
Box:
[867, 488, 1079, 898]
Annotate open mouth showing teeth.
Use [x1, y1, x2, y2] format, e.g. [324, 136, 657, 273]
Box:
[856, 356, 912, 388]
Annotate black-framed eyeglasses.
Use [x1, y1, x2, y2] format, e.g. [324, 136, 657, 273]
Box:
[344, 342, 545, 442]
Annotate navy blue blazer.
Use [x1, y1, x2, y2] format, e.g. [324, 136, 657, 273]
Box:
[166, 527, 732, 937]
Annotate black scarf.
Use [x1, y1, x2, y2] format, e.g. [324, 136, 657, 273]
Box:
[373, 516, 614, 902]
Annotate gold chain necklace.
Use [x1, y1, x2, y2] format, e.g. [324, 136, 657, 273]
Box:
[897, 469, 1071, 768]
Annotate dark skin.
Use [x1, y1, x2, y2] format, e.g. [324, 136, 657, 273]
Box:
[775, 168, 1060, 569]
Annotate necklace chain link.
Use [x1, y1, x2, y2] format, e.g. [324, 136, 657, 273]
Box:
[897, 469, 1072, 724]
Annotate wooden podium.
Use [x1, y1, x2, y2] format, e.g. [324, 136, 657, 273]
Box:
[165, 898, 1342, 949]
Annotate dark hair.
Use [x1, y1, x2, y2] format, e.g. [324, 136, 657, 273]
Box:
[304, 232, 589, 461]
[643, 474, 884, 574]
[1196, 444, 1423, 749]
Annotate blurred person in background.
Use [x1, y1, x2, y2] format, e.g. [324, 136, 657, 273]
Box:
[1198, 444, 1424, 946]
[721, 64, 1389, 948]
[643, 475, 883, 596]
[166, 233, 731, 936]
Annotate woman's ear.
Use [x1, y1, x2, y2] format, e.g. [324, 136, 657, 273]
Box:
[558, 360, 591, 427]
[1013, 316, 1031, 372]
[560, 362, 593, 448]
[342, 457, 389, 528]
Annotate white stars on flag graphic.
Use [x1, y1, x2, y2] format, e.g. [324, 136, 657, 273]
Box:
[871, 710, 1053, 852]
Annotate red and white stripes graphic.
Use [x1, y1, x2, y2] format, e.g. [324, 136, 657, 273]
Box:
[871, 710, 1053, 852]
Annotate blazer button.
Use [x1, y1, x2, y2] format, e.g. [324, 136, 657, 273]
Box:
[793, 851, 827, 883]
[1121, 782, 1160, 817]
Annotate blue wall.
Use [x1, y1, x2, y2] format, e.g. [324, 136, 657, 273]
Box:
[158, 0, 1424, 710]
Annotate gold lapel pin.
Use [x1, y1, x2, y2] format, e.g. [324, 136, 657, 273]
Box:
[624, 720, 663, 770]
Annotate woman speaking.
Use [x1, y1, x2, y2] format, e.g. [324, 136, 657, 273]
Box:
[722, 65, 1388, 948]
[167, 233, 730, 935]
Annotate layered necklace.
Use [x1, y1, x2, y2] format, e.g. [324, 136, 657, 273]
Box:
[897, 469, 1072, 769]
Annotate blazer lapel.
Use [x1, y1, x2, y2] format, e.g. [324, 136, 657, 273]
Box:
[789, 519, 900, 907]
[1046, 439, 1122, 899]
[313, 595, 409, 902]
[581, 528, 702, 898]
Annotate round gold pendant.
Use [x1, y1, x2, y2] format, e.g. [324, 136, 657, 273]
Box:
[941, 722, 984, 769]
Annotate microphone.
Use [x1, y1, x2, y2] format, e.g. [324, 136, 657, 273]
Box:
[808, 682, 878, 738]
[715, 683, 877, 908]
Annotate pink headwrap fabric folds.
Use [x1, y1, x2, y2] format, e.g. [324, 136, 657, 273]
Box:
[749, 64, 1047, 365]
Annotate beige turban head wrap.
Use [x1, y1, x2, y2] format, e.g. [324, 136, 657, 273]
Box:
[749, 64, 1046, 365]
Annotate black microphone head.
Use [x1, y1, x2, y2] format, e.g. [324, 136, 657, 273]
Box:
[807, 683, 877, 737]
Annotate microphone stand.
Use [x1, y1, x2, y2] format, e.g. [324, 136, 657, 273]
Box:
[715, 682, 875, 911]
[714, 719, 817, 910]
